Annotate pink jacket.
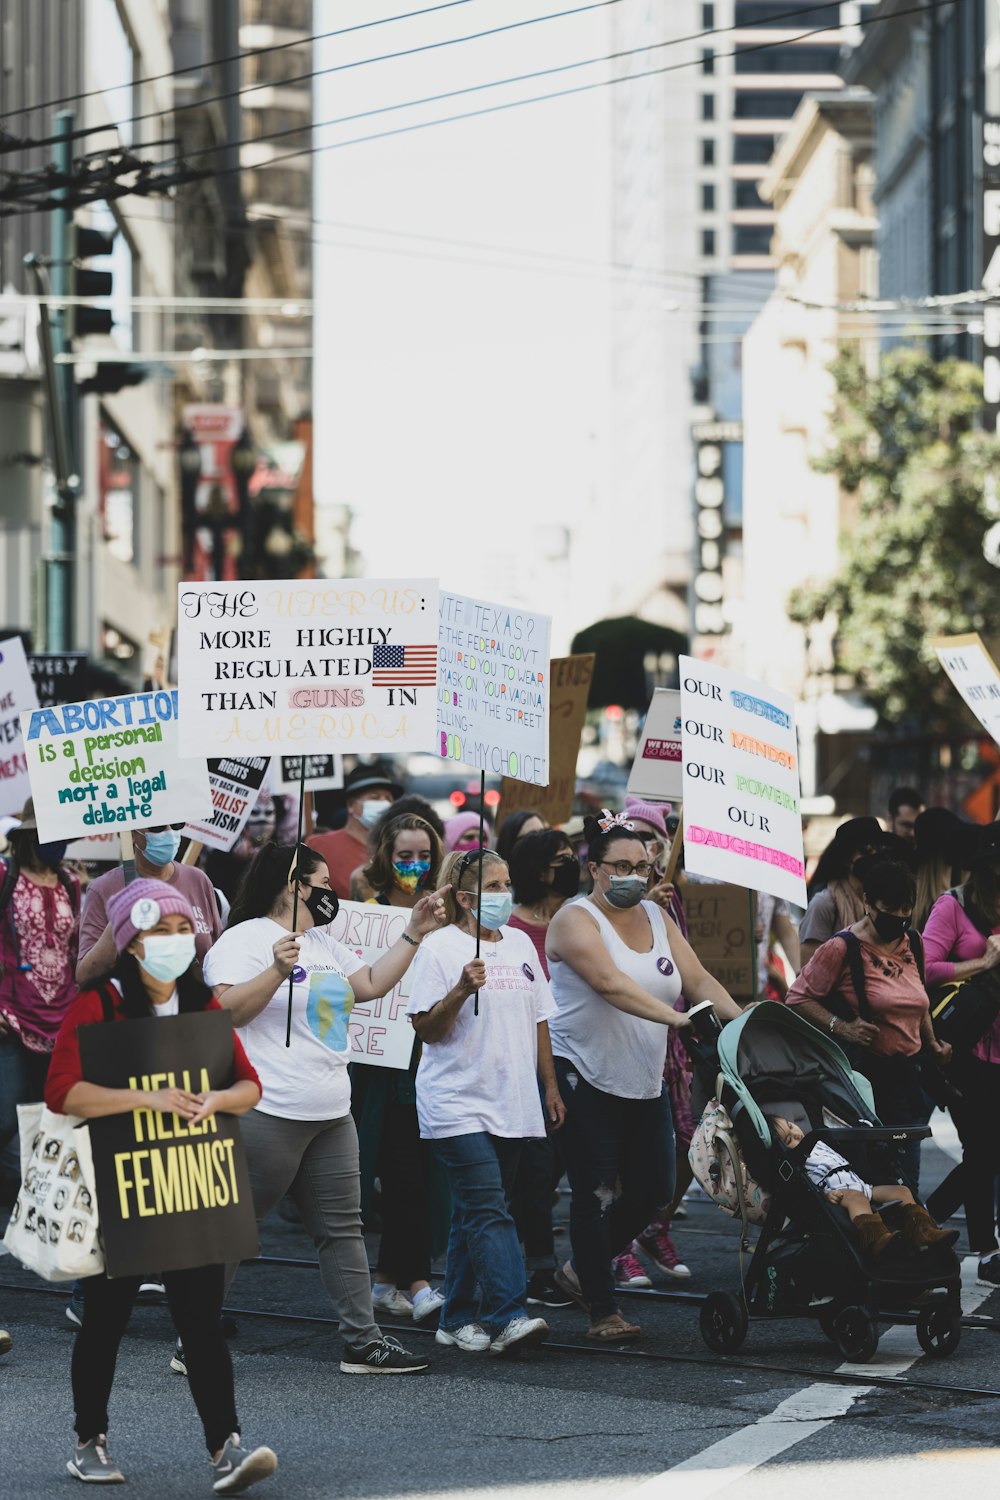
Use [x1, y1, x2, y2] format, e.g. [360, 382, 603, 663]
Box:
[922, 890, 1000, 1065]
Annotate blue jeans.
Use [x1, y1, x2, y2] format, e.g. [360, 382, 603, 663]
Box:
[554, 1057, 675, 1321]
[0, 1030, 49, 1191]
[431, 1132, 528, 1335]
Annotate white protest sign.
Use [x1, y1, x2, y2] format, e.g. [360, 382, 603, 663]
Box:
[65, 832, 120, 862]
[272, 752, 345, 793]
[679, 656, 806, 906]
[19, 690, 213, 843]
[628, 689, 683, 802]
[931, 633, 1000, 744]
[438, 592, 551, 786]
[176, 579, 439, 759]
[182, 756, 270, 854]
[327, 900, 417, 1069]
[0, 636, 39, 817]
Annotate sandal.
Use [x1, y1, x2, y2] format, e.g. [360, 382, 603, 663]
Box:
[586, 1313, 641, 1342]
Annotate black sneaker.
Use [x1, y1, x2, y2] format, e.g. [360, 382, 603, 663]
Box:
[65, 1291, 84, 1329]
[339, 1335, 430, 1374]
[169, 1339, 186, 1376]
[978, 1255, 1000, 1286]
[526, 1269, 574, 1308]
[136, 1277, 165, 1303]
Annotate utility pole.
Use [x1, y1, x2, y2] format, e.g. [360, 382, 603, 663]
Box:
[48, 111, 79, 654]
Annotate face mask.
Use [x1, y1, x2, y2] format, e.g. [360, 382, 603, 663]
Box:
[37, 840, 68, 869]
[142, 830, 181, 867]
[604, 874, 647, 909]
[868, 908, 909, 943]
[470, 892, 513, 930]
[393, 859, 431, 894]
[137, 933, 196, 983]
[550, 862, 581, 899]
[358, 799, 390, 830]
[303, 883, 339, 926]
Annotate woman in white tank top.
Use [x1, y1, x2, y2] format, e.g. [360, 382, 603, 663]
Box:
[546, 811, 740, 1342]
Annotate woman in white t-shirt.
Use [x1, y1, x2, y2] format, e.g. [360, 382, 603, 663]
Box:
[546, 811, 740, 1343]
[203, 842, 447, 1376]
[406, 848, 565, 1357]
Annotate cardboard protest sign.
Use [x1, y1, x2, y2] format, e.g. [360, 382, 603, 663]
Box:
[176, 579, 439, 759]
[498, 654, 594, 827]
[683, 881, 755, 998]
[0, 636, 39, 817]
[328, 901, 418, 1069]
[65, 832, 120, 863]
[19, 689, 213, 843]
[272, 752, 344, 793]
[679, 656, 806, 907]
[628, 689, 683, 803]
[931, 633, 1000, 744]
[438, 592, 551, 786]
[181, 756, 270, 854]
[78, 1010, 259, 1278]
[28, 652, 87, 708]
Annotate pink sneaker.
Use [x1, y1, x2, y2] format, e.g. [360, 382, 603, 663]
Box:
[637, 1228, 691, 1280]
[611, 1249, 651, 1288]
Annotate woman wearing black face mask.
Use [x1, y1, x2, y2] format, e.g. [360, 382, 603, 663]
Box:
[201, 842, 449, 1374]
[545, 813, 740, 1341]
[786, 859, 948, 1192]
[0, 798, 80, 1204]
[508, 829, 581, 977]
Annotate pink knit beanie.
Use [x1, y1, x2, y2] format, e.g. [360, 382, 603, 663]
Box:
[106, 878, 197, 954]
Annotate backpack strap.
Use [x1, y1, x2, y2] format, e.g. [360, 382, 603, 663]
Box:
[835, 929, 873, 1023]
[907, 927, 925, 985]
[96, 983, 118, 1024]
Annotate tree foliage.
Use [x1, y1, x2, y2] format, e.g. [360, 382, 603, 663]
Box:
[788, 345, 1000, 730]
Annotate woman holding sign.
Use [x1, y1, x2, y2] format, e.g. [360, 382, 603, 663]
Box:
[205, 842, 447, 1374]
[45, 880, 277, 1493]
[545, 812, 740, 1341]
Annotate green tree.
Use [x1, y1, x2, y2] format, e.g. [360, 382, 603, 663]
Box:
[788, 345, 1000, 730]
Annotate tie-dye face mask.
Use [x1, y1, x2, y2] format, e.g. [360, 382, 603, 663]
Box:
[392, 859, 432, 894]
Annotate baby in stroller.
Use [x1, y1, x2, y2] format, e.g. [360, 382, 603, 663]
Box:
[769, 1115, 958, 1260]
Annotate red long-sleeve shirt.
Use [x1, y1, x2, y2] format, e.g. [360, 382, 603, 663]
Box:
[45, 988, 261, 1115]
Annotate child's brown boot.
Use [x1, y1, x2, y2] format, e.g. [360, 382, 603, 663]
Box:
[854, 1212, 901, 1260]
[900, 1203, 959, 1250]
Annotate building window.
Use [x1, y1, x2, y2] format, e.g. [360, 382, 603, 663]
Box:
[702, 49, 715, 75]
[734, 1, 839, 22]
[701, 138, 716, 165]
[702, 183, 716, 211]
[702, 228, 717, 257]
[99, 411, 137, 565]
[734, 43, 841, 74]
[734, 91, 800, 119]
[701, 93, 716, 121]
[733, 180, 766, 210]
[702, 3, 715, 26]
[734, 224, 773, 256]
[733, 135, 776, 164]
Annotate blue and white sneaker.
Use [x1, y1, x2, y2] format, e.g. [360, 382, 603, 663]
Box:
[211, 1434, 277, 1494]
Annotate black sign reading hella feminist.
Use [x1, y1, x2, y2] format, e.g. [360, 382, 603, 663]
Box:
[78, 1011, 259, 1278]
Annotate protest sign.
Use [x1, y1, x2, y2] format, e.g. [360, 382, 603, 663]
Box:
[328, 900, 418, 1069]
[79, 1010, 259, 1278]
[683, 881, 755, 999]
[19, 689, 213, 844]
[181, 755, 270, 854]
[176, 578, 439, 759]
[628, 689, 683, 803]
[65, 832, 119, 863]
[0, 636, 39, 817]
[679, 656, 806, 907]
[931, 633, 1000, 745]
[438, 592, 551, 786]
[28, 652, 87, 708]
[498, 654, 594, 827]
[272, 752, 344, 793]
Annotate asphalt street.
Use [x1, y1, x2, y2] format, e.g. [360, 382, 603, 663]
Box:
[3, 1118, 1000, 1500]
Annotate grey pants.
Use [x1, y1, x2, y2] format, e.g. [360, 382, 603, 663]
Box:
[227, 1109, 380, 1347]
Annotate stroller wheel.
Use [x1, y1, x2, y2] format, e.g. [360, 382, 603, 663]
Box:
[831, 1305, 879, 1363]
[916, 1305, 962, 1359]
[700, 1291, 748, 1354]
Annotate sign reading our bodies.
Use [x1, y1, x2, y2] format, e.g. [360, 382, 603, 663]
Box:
[176, 579, 438, 759]
[79, 1011, 258, 1278]
[19, 689, 212, 844]
[181, 756, 270, 854]
[438, 591, 551, 787]
[0, 636, 38, 817]
[329, 900, 419, 1069]
[679, 656, 806, 907]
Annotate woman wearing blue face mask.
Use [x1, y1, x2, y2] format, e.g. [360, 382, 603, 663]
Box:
[545, 812, 740, 1342]
[406, 849, 566, 1356]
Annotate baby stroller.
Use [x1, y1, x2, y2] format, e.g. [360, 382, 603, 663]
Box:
[687, 1001, 963, 1363]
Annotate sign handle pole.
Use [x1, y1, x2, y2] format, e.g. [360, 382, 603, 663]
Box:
[285, 754, 308, 1048]
[474, 769, 485, 1017]
[749, 890, 758, 1003]
[181, 840, 204, 868]
[120, 831, 136, 887]
[661, 809, 684, 887]
[303, 790, 314, 839]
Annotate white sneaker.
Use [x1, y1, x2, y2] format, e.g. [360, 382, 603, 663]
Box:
[370, 1285, 414, 1317]
[435, 1323, 491, 1352]
[488, 1316, 549, 1355]
[411, 1287, 445, 1322]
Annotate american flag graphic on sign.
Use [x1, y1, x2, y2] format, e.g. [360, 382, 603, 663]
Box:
[371, 643, 437, 688]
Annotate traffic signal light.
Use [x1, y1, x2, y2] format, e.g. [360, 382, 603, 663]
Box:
[68, 221, 115, 341]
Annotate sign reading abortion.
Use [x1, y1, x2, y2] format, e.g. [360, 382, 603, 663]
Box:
[679, 656, 806, 907]
[176, 579, 439, 759]
[438, 591, 551, 787]
[329, 900, 421, 1070]
[19, 689, 212, 844]
[79, 1010, 259, 1278]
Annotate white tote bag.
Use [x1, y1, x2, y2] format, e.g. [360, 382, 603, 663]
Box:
[2, 1103, 104, 1282]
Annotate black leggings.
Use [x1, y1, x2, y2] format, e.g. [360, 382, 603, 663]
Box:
[376, 1089, 434, 1288]
[927, 1055, 1000, 1255]
[72, 1264, 238, 1453]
